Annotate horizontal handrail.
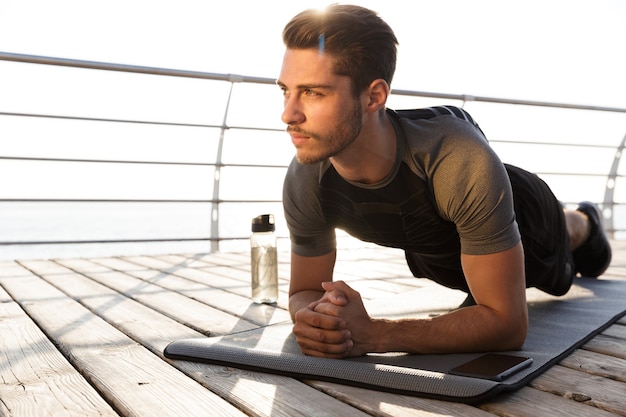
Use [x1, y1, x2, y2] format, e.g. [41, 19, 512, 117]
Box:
[0, 156, 617, 178]
[0, 237, 251, 245]
[392, 88, 626, 114]
[0, 52, 273, 84]
[3, 51, 626, 114]
[0, 110, 285, 133]
[0, 156, 287, 169]
[0, 198, 282, 203]
[2, 51, 625, 256]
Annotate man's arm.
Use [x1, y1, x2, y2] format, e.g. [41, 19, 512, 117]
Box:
[371, 241, 528, 354]
[302, 242, 528, 357]
[288, 250, 336, 318]
[289, 250, 358, 358]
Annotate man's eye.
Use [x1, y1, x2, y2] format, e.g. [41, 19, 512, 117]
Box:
[305, 89, 320, 97]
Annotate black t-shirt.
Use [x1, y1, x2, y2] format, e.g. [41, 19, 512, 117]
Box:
[282, 106, 520, 258]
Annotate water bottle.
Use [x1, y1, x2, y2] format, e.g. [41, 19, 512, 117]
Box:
[250, 214, 278, 304]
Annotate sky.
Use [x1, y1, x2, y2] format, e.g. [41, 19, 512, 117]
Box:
[1, 0, 625, 108]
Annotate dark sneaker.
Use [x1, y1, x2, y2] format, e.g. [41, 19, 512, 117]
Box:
[573, 201, 612, 277]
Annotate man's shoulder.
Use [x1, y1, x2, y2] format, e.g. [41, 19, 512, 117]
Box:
[390, 105, 488, 151]
[389, 105, 479, 127]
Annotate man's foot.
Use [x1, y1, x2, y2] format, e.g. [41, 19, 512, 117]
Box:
[572, 201, 612, 277]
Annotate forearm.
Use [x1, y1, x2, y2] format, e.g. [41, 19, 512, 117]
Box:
[370, 304, 527, 354]
[288, 250, 337, 322]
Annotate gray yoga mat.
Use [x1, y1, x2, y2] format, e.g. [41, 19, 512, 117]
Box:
[164, 278, 626, 403]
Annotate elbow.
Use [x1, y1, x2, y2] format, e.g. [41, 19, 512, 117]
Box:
[484, 304, 528, 352]
[288, 293, 299, 323]
[501, 315, 528, 351]
[507, 323, 528, 351]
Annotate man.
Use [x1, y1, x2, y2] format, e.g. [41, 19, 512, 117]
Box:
[278, 4, 611, 358]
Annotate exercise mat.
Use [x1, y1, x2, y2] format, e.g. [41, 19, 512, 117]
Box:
[164, 278, 626, 403]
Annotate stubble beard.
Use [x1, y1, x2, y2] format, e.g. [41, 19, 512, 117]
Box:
[292, 102, 363, 165]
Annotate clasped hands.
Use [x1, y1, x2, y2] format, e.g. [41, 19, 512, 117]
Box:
[292, 280, 375, 358]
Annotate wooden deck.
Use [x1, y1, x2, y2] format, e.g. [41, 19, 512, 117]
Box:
[1, 241, 625, 417]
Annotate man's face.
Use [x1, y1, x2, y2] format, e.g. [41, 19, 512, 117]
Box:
[277, 48, 363, 164]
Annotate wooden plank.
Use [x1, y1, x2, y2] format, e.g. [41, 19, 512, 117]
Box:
[160, 253, 409, 303]
[25, 262, 205, 350]
[167, 252, 298, 284]
[153, 254, 292, 310]
[0, 264, 248, 417]
[169, 249, 416, 302]
[603, 323, 626, 340]
[349, 277, 427, 296]
[88, 256, 292, 326]
[560, 349, 626, 383]
[27, 261, 373, 417]
[4, 245, 625, 417]
[204, 252, 252, 266]
[0, 283, 119, 417]
[530, 365, 626, 416]
[386, 276, 431, 289]
[0, 282, 12, 302]
[37, 258, 258, 336]
[186, 368, 373, 417]
[584, 334, 626, 360]
[157, 253, 291, 289]
[480, 386, 619, 417]
[308, 380, 493, 417]
[332, 255, 412, 281]
[334, 245, 404, 261]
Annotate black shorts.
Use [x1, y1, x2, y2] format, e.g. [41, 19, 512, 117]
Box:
[507, 164, 574, 295]
[406, 164, 574, 296]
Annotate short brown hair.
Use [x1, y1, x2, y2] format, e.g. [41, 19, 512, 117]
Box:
[282, 4, 398, 97]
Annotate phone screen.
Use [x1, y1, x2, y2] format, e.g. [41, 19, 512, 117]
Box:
[449, 353, 533, 381]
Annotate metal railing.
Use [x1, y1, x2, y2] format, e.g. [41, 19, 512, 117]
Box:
[1, 51, 626, 259]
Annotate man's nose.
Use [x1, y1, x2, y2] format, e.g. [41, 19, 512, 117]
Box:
[281, 96, 305, 125]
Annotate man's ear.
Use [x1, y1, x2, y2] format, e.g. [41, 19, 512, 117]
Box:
[365, 79, 390, 112]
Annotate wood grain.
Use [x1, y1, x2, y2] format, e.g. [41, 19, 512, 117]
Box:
[0, 266, 247, 417]
[1, 241, 625, 417]
[0, 285, 119, 417]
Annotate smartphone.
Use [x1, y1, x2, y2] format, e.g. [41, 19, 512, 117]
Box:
[449, 353, 533, 381]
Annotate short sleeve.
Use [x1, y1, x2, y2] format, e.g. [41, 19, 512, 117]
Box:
[410, 117, 521, 255]
[282, 158, 336, 256]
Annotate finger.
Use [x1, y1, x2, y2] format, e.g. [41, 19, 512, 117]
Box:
[297, 341, 353, 359]
[320, 282, 348, 305]
[306, 299, 323, 311]
[322, 280, 350, 291]
[295, 306, 346, 330]
[292, 322, 352, 345]
[321, 281, 356, 300]
[312, 300, 342, 317]
[293, 327, 354, 358]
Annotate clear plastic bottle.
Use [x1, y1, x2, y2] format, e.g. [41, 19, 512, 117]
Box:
[250, 214, 278, 304]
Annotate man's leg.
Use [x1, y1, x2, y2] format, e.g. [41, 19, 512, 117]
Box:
[506, 164, 575, 296]
[567, 202, 612, 277]
[564, 208, 590, 251]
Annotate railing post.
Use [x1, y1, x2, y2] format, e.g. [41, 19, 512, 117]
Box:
[210, 79, 238, 252]
[603, 131, 626, 239]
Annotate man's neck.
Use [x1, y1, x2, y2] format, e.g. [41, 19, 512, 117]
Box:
[330, 112, 396, 184]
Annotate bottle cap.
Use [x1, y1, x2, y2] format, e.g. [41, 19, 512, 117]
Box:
[251, 214, 275, 232]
